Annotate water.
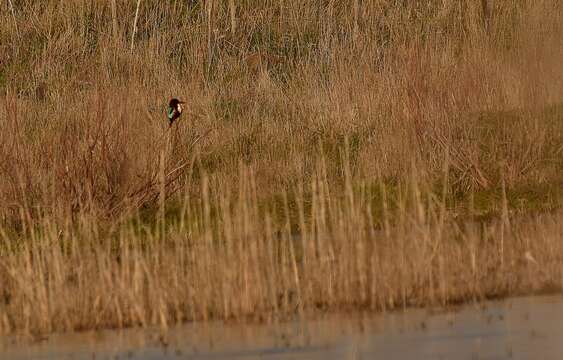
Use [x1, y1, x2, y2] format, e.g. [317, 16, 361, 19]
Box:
[2, 295, 563, 359]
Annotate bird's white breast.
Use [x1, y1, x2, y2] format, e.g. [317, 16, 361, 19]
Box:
[177, 104, 183, 114]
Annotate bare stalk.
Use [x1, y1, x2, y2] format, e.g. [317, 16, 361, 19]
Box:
[481, 0, 490, 29]
[130, 0, 142, 53]
[352, 0, 359, 42]
[7, 0, 19, 37]
[228, 0, 236, 34]
[205, 0, 214, 81]
[110, 0, 118, 45]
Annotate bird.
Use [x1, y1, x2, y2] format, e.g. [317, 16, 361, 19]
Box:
[166, 98, 185, 127]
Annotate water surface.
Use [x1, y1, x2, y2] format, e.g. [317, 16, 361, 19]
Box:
[2, 295, 563, 359]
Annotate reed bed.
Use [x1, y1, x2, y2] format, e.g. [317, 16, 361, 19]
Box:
[1, 164, 562, 335]
[1, 0, 563, 335]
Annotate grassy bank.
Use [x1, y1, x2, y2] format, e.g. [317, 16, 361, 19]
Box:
[1, 0, 563, 335]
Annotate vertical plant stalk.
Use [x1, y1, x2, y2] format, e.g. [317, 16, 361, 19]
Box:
[278, 0, 283, 28]
[327, 0, 334, 35]
[228, 0, 236, 34]
[481, 0, 490, 30]
[352, 0, 359, 42]
[7, 0, 19, 37]
[158, 150, 166, 235]
[131, 0, 142, 53]
[205, 0, 214, 81]
[110, 0, 118, 45]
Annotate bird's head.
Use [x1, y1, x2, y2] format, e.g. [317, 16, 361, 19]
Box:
[169, 98, 185, 113]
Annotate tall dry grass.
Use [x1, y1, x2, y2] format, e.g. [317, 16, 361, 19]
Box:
[1, 163, 562, 334]
[0, 0, 563, 334]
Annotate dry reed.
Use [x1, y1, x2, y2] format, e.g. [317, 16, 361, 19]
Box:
[0, 0, 563, 335]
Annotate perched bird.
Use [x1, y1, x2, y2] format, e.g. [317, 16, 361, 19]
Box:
[166, 98, 185, 127]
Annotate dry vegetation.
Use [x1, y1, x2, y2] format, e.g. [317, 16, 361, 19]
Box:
[0, 0, 562, 335]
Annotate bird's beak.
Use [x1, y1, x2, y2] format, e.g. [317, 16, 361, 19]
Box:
[178, 100, 185, 104]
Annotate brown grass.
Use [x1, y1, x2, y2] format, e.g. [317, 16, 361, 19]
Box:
[0, 0, 563, 335]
